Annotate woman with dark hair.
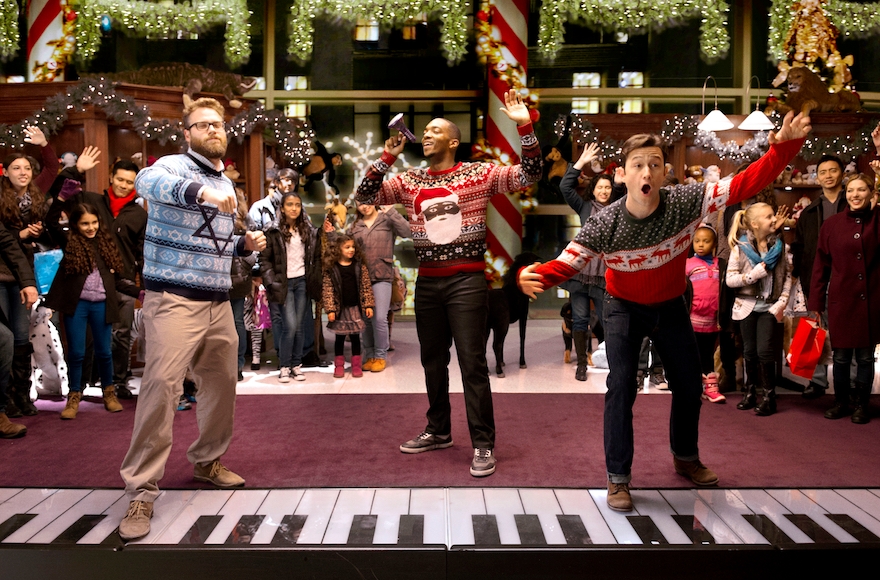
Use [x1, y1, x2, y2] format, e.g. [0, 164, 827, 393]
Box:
[44, 203, 141, 419]
[559, 143, 624, 381]
[0, 126, 59, 416]
[259, 190, 322, 382]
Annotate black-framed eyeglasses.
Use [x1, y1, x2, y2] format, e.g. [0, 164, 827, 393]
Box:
[186, 121, 226, 132]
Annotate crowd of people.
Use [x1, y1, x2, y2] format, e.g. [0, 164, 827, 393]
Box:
[1, 95, 879, 533]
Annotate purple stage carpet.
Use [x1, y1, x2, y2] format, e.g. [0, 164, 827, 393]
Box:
[2, 393, 878, 490]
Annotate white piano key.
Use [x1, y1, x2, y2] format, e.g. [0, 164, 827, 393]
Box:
[587, 488, 641, 544]
[0, 489, 59, 532]
[663, 490, 743, 544]
[250, 489, 306, 545]
[837, 489, 880, 523]
[409, 488, 446, 546]
[448, 488, 486, 545]
[126, 490, 199, 544]
[151, 489, 234, 544]
[3, 489, 90, 543]
[204, 489, 270, 544]
[324, 489, 375, 544]
[295, 489, 340, 544]
[370, 489, 410, 545]
[798, 489, 880, 540]
[28, 490, 124, 544]
[629, 490, 692, 544]
[78, 494, 135, 545]
[519, 489, 566, 545]
[0, 488, 23, 505]
[554, 489, 616, 544]
[483, 489, 524, 545]
[734, 489, 812, 543]
[766, 489, 858, 543]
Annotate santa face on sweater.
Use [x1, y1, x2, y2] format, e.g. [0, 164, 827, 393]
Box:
[416, 189, 462, 245]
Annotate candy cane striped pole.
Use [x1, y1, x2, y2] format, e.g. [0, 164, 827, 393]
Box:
[483, 0, 529, 272]
[27, 0, 66, 81]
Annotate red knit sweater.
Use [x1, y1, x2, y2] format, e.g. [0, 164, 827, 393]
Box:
[533, 138, 805, 305]
[356, 123, 542, 277]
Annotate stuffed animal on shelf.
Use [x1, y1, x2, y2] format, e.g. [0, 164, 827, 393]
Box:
[805, 164, 818, 185]
[844, 161, 857, 178]
[704, 165, 721, 184]
[223, 159, 241, 181]
[776, 165, 794, 185]
[684, 164, 704, 185]
[100, 63, 258, 108]
[766, 65, 860, 116]
[791, 168, 805, 185]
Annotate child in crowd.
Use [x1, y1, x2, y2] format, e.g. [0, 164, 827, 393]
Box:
[44, 202, 141, 420]
[322, 234, 374, 378]
[726, 203, 792, 416]
[245, 278, 270, 371]
[810, 172, 879, 424]
[686, 224, 725, 403]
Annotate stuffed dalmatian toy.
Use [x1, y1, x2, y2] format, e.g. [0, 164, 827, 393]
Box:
[29, 301, 69, 398]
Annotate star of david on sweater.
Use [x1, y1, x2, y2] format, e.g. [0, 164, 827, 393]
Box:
[192, 204, 233, 257]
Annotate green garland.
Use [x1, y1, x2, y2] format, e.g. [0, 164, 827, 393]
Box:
[74, 0, 252, 68]
[0, 78, 315, 166]
[288, 0, 470, 65]
[538, 0, 730, 63]
[769, 0, 880, 62]
[0, 0, 19, 62]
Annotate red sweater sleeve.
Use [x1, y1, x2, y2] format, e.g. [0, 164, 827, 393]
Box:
[727, 138, 805, 207]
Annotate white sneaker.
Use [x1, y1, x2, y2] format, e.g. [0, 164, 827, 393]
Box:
[278, 367, 291, 383]
[292, 365, 305, 381]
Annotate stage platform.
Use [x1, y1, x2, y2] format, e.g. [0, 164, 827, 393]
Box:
[3, 485, 880, 579]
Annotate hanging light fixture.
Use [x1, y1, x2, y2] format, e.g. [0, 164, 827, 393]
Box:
[738, 75, 776, 131]
[697, 76, 734, 132]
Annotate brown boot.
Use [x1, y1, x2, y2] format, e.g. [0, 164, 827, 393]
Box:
[0, 412, 27, 438]
[102, 386, 123, 413]
[60, 392, 82, 420]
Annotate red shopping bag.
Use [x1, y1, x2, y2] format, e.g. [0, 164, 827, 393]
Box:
[787, 317, 827, 379]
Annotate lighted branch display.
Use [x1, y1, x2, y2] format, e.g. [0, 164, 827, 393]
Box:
[74, 0, 252, 68]
[287, 0, 470, 65]
[537, 0, 731, 63]
[769, 0, 880, 63]
[0, 0, 18, 62]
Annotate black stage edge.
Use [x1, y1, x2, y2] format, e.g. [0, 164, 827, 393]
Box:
[4, 544, 880, 580]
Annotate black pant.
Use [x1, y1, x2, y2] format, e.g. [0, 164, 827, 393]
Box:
[694, 331, 719, 375]
[740, 310, 778, 364]
[415, 272, 495, 449]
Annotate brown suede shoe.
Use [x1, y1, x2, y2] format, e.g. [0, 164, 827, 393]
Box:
[118, 500, 153, 541]
[673, 457, 719, 486]
[0, 412, 27, 438]
[606, 481, 633, 512]
[193, 460, 245, 488]
[103, 387, 123, 413]
[60, 392, 82, 420]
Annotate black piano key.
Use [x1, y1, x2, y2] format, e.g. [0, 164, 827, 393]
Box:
[557, 514, 592, 545]
[225, 514, 264, 545]
[178, 515, 224, 545]
[0, 514, 37, 542]
[514, 514, 547, 545]
[626, 516, 668, 545]
[269, 514, 307, 545]
[51, 515, 107, 544]
[671, 514, 716, 545]
[397, 514, 425, 545]
[347, 515, 377, 545]
[825, 514, 880, 543]
[784, 514, 840, 543]
[472, 514, 501, 545]
[742, 514, 796, 545]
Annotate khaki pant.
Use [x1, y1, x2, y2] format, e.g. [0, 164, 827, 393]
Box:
[120, 291, 238, 502]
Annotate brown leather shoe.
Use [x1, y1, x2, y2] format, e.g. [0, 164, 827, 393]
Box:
[606, 480, 633, 512]
[103, 387, 123, 413]
[60, 392, 82, 420]
[0, 412, 26, 438]
[193, 460, 245, 488]
[673, 457, 719, 486]
[118, 500, 153, 541]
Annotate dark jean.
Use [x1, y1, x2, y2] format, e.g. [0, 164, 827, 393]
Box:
[0, 281, 29, 346]
[832, 347, 874, 389]
[739, 310, 778, 364]
[278, 276, 307, 368]
[603, 293, 702, 483]
[112, 292, 136, 386]
[415, 272, 495, 449]
[64, 300, 113, 393]
[0, 320, 13, 414]
[569, 283, 606, 345]
[231, 297, 247, 371]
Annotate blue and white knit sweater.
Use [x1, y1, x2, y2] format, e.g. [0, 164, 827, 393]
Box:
[136, 149, 249, 301]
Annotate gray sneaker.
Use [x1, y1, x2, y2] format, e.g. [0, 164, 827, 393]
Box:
[470, 448, 496, 477]
[399, 431, 453, 454]
[278, 367, 291, 383]
[118, 500, 153, 541]
[292, 365, 306, 381]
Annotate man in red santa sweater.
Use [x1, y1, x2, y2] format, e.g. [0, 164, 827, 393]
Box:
[356, 89, 542, 477]
[519, 111, 811, 511]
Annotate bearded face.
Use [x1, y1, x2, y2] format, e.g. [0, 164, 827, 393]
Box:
[422, 200, 462, 244]
[189, 127, 228, 159]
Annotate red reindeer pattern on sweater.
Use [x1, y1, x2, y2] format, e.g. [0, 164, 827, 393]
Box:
[533, 138, 805, 305]
[356, 124, 542, 277]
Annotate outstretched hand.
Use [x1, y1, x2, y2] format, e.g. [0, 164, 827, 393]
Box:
[769, 111, 812, 145]
[76, 146, 101, 173]
[517, 262, 545, 300]
[574, 143, 601, 170]
[499, 89, 532, 127]
[383, 133, 407, 157]
[23, 126, 47, 147]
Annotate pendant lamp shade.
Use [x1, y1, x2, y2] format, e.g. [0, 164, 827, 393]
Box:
[697, 76, 733, 132]
[738, 76, 776, 131]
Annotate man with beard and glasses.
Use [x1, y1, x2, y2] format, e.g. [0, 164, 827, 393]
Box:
[118, 98, 266, 541]
[356, 89, 542, 478]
